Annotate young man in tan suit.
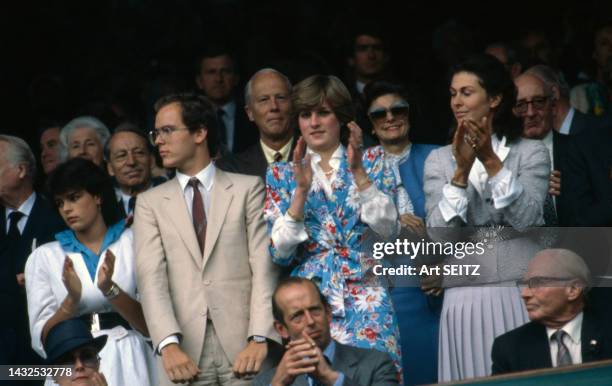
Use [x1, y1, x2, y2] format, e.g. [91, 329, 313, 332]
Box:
[134, 93, 279, 385]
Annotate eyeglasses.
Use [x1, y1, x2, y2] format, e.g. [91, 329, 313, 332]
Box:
[56, 348, 100, 368]
[368, 102, 410, 122]
[513, 96, 551, 115]
[148, 126, 189, 144]
[516, 276, 574, 290]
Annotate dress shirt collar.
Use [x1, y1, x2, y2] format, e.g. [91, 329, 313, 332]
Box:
[5, 191, 36, 221]
[307, 144, 344, 171]
[355, 80, 366, 95]
[558, 107, 575, 136]
[546, 311, 583, 345]
[261, 137, 294, 164]
[322, 339, 337, 364]
[176, 162, 215, 192]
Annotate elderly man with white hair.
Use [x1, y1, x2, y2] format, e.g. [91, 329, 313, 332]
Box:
[0, 134, 65, 369]
[60, 116, 110, 167]
[216, 68, 296, 180]
[491, 248, 612, 374]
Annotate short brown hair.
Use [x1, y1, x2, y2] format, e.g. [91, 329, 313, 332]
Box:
[291, 75, 354, 143]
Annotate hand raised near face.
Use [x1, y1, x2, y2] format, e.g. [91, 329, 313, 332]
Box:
[62, 256, 82, 302]
[97, 250, 116, 294]
[292, 137, 313, 194]
[452, 120, 476, 174]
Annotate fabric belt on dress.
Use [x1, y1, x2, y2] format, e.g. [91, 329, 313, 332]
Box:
[79, 312, 132, 332]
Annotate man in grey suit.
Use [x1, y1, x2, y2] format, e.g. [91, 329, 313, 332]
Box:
[134, 93, 279, 385]
[254, 277, 398, 386]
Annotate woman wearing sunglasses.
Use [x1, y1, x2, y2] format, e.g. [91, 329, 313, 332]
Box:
[264, 75, 403, 381]
[364, 81, 442, 386]
[25, 158, 157, 386]
[423, 54, 550, 381]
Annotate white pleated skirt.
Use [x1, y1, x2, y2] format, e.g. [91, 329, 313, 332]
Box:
[438, 285, 528, 382]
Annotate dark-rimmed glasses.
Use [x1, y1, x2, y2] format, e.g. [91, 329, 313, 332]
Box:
[513, 96, 551, 115]
[148, 126, 189, 145]
[368, 102, 410, 122]
[55, 347, 100, 369]
[516, 276, 574, 290]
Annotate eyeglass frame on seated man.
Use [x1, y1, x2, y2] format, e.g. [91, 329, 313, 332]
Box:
[516, 276, 586, 290]
[512, 95, 553, 115]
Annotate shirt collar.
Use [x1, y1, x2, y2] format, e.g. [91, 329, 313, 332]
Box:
[322, 340, 337, 364]
[546, 311, 583, 345]
[558, 107, 575, 135]
[5, 191, 37, 221]
[542, 129, 554, 149]
[307, 144, 345, 171]
[261, 137, 295, 164]
[176, 162, 216, 192]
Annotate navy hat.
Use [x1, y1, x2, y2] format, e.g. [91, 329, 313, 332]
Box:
[44, 318, 107, 364]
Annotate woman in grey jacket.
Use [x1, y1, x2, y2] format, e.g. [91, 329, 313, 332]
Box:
[424, 54, 550, 382]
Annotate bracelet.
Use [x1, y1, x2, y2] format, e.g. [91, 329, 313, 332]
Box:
[450, 179, 468, 189]
[286, 208, 304, 222]
[104, 283, 121, 300]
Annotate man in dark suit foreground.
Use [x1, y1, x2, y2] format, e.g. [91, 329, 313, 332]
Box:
[492, 249, 612, 375]
[255, 277, 398, 386]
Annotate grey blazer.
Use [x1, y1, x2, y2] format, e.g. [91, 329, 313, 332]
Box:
[253, 342, 398, 386]
[423, 137, 551, 285]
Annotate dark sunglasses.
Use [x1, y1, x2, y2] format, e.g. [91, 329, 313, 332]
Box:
[368, 102, 410, 122]
[56, 348, 100, 368]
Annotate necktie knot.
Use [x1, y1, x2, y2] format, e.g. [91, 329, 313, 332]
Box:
[9, 211, 24, 223]
[273, 152, 283, 163]
[188, 177, 201, 189]
[552, 329, 573, 366]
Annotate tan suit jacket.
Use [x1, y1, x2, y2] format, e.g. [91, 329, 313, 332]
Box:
[134, 167, 279, 385]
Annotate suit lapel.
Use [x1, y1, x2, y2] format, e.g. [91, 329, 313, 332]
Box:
[332, 343, 360, 380]
[162, 179, 203, 269]
[201, 169, 233, 270]
[527, 323, 553, 369]
[582, 310, 604, 362]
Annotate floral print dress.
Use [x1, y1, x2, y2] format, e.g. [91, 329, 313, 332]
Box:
[264, 146, 403, 381]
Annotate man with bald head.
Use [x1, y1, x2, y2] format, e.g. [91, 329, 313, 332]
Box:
[216, 68, 295, 180]
[514, 72, 571, 225]
[491, 249, 612, 374]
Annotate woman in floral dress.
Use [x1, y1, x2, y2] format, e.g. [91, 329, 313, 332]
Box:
[264, 74, 403, 380]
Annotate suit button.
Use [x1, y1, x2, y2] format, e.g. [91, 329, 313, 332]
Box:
[204, 280, 211, 286]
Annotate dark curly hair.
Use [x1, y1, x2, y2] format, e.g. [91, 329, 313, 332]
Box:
[450, 54, 522, 141]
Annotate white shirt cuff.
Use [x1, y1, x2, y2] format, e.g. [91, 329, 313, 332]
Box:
[489, 168, 524, 209]
[271, 213, 309, 258]
[157, 334, 180, 355]
[439, 183, 469, 222]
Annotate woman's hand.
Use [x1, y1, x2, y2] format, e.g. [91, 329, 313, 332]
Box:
[347, 121, 364, 172]
[400, 214, 426, 238]
[452, 120, 476, 179]
[292, 137, 313, 194]
[62, 256, 82, 303]
[347, 121, 371, 189]
[465, 117, 502, 176]
[97, 250, 116, 294]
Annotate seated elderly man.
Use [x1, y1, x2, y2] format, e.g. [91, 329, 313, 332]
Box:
[491, 249, 612, 375]
[254, 277, 398, 386]
[44, 318, 108, 386]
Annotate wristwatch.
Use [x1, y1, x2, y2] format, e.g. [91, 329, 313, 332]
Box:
[249, 335, 267, 344]
[104, 283, 121, 300]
